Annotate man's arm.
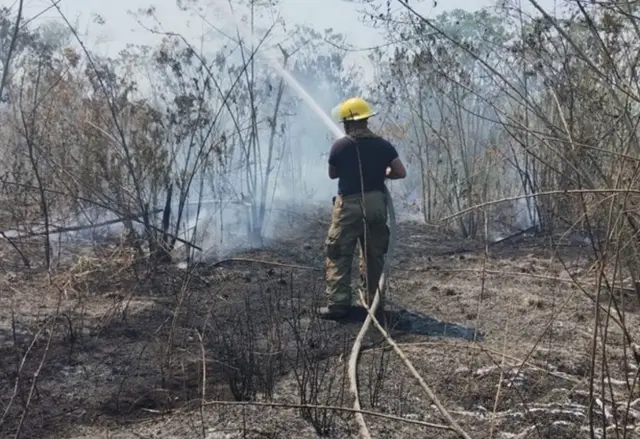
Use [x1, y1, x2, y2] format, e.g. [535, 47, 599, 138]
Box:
[328, 164, 339, 179]
[386, 158, 406, 179]
[385, 144, 407, 179]
[327, 140, 341, 179]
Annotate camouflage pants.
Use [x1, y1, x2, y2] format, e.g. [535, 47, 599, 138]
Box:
[324, 190, 390, 309]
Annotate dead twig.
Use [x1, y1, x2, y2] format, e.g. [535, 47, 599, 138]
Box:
[441, 189, 640, 223]
[0, 230, 30, 267]
[384, 341, 584, 384]
[394, 265, 636, 294]
[12, 294, 61, 439]
[0, 210, 163, 238]
[209, 258, 321, 271]
[0, 0, 23, 101]
[0, 301, 49, 427]
[489, 319, 509, 439]
[197, 399, 455, 431]
[361, 294, 473, 439]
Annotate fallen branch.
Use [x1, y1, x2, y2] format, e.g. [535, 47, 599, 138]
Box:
[440, 188, 640, 222]
[0, 231, 30, 267]
[0, 210, 162, 238]
[0, 303, 49, 427]
[393, 265, 636, 293]
[205, 259, 618, 294]
[385, 341, 584, 384]
[489, 226, 538, 245]
[208, 258, 322, 271]
[350, 286, 381, 439]
[391, 265, 626, 328]
[361, 296, 473, 439]
[0, 181, 202, 251]
[10, 294, 61, 438]
[195, 399, 454, 430]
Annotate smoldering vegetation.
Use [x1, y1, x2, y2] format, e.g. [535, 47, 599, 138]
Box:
[2, 0, 640, 438]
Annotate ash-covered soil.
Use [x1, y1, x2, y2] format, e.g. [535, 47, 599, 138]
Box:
[1, 207, 640, 439]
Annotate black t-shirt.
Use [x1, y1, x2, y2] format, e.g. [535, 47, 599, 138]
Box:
[328, 135, 399, 196]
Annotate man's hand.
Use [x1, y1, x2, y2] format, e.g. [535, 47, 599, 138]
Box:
[386, 158, 407, 180]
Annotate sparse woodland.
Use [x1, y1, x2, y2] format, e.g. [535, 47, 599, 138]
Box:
[2, 0, 640, 438]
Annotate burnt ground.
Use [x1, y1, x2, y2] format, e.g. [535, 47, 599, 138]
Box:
[1, 208, 640, 439]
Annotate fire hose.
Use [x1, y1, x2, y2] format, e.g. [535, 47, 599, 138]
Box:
[347, 184, 471, 439]
[204, 175, 468, 436]
[346, 158, 396, 438]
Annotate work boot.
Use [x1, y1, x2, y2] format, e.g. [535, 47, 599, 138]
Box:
[353, 298, 387, 323]
[354, 291, 385, 315]
[317, 305, 350, 320]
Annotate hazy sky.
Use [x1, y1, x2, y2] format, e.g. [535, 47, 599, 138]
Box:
[20, 0, 558, 54]
[17, 0, 557, 88]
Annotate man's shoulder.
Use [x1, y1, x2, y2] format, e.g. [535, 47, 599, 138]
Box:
[370, 136, 398, 162]
[332, 135, 355, 147]
[330, 135, 354, 153]
[368, 135, 395, 149]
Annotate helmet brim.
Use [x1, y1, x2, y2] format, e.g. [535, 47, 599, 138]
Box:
[341, 111, 377, 122]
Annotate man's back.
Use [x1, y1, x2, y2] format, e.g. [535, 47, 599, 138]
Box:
[328, 135, 399, 196]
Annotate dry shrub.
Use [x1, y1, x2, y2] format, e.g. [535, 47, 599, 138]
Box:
[210, 284, 288, 402]
[54, 244, 137, 297]
[289, 313, 350, 436]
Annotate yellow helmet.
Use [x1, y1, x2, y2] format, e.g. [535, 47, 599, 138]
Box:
[332, 97, 377, 122]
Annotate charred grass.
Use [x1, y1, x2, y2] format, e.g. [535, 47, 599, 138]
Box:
[1, 215, 639, 438]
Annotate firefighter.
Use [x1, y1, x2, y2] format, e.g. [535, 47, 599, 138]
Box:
[319, 97, 407, 320]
